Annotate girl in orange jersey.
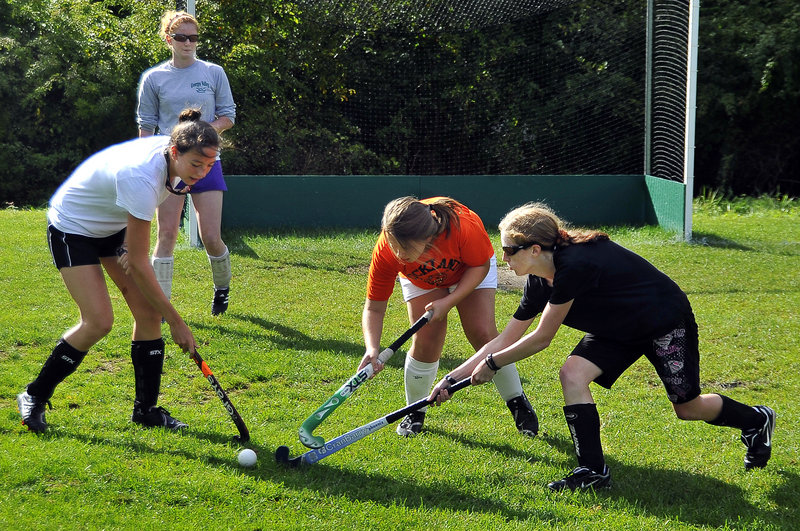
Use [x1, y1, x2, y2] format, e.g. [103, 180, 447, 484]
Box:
[358, 196, 538, 437]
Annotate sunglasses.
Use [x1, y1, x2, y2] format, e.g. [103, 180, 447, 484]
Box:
[170, 33, 199, 43]
[502, 241, 554, 255]
[165, 175, 192, 196]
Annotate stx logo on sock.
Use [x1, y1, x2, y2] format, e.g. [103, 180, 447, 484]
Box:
[61, 355, 76, 364]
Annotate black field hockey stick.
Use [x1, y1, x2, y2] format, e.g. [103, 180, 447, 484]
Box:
[297, 309, 434, 449]
[189, 349, 250, 444]
[278, 377, 471, 467]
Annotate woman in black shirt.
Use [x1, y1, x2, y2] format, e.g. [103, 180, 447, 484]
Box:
[431, 202, 775, 491]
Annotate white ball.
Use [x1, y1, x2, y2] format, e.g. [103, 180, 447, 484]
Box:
[237, 448, 257, 467]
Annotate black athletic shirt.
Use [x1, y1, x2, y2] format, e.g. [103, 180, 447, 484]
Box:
[513, 239, 692, 343]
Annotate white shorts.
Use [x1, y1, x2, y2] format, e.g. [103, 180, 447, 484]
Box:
[399, 255, 498, 302]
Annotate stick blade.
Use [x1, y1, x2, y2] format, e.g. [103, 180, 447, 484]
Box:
[275, 445, 301, 468]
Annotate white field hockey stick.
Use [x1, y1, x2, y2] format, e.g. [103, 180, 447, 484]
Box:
[297, 309, 434, 449]
[278, 377, 471, 467]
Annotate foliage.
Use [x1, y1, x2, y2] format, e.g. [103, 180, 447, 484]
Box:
[1, 0, 799, 206]
[695, 0, 800, 196]
[0, 0, 168, 206]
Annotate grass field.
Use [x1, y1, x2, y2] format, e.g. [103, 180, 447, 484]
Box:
[1, 197, 798, 530]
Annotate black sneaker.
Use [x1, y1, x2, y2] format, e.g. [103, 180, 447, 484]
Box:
[212, 288, 229, 316]
[17, 391, 51, 434]
[507, 393, 539, 437]
[131, 406, 188, 431]
[396, 410, 425, 437]
[742, 405, 775, 470]
[548, 465, 612, 491]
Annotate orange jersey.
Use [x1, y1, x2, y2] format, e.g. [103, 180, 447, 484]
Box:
[366, 199, 495, 301]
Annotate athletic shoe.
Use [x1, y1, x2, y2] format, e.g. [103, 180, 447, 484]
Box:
[547, 465, 612, 492]
[131, 406, 188, 431]
[506, 393, 539, 437]
[211, 288, 229, 316]
[396, 411, 425, 437]
[17, 391, 51, 434]
[742, 405, 775, 470]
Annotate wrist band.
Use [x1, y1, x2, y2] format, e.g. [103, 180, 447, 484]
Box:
[485, 353, 500, 371]
[444, 374, 457, 385]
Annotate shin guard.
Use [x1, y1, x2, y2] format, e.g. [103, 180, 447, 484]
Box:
[208, 247, 231, 289]
[564, 403, 606, 471]
[27, 339, 87, 400]
[131, 338, 165, 413]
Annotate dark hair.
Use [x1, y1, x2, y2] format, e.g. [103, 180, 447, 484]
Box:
[381, 196, 462, 246]
[499, 202, 609, 249]
[170, 108, 219, 155]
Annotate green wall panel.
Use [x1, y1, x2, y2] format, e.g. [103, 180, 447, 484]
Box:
[221, 174, 683, 231]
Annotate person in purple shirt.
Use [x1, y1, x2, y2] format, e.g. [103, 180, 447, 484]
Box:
[137, 10, 236, 316]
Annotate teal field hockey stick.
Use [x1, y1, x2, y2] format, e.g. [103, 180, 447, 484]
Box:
[297, 309, 434, 449]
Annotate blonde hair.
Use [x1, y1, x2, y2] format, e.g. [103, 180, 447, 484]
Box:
[498, 202, 608, 249]
[381, 196, 461, 247]
[159, 10, 199, 42]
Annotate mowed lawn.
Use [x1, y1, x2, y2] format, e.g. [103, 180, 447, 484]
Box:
[0, 198, 798, 530]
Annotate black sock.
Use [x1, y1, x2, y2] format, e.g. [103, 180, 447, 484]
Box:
[705, 394, 763, 431]
[564, 403, 605, 472]
[27, 339, 87, 400]
[131, 338, 165, 413]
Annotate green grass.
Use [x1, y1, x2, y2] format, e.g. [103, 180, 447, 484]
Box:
[1, 197, 798, 530]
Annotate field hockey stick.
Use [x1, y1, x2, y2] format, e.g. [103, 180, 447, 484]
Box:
[189, 349, 250, 444]
[278, 377, 470, 467]
[297, 309, 434, 449]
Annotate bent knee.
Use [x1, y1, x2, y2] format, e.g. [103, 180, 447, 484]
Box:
[81, 315, 114, 340]
[672, 402, 700, 421]
[466, 329, 498, 351]
[558, 364, 579, 386]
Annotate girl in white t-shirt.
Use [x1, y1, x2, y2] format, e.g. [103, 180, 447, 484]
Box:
[17, 109, 219, 434]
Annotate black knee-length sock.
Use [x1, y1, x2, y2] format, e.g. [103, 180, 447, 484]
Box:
[27, 339, 87, 400]
[131, 338, 165, 413]
[705, 394, 763, 431]
[564, 403, 605, 471]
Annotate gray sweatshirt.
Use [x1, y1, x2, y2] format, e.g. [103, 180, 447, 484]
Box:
[136, 59, 236, 135]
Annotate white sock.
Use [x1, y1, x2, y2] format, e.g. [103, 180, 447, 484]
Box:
[491, 362, 524, 402]
[208, 246, 231, 289]
[404, 356, 439, 413]
[150, 256, 174, 299]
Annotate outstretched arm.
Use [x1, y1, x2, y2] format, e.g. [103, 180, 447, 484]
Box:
[122, 214, 197, 352]
[430, 300, 573, 402]
[478, 300, 572, 378]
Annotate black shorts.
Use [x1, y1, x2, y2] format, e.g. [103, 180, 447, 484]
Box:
[570, 313, 701, 404]
[47, 224, 126, 269]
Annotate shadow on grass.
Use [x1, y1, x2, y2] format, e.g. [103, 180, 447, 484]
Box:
[224, 232, 260, 260]
[190, 313, 364, 359]
[265, 437, 795, 528]
[690, 231, 754, 251]
[605, 463, 799, 528]
[691, 231, 800, 257]
[38, 421, 795, 528]
[422, 426, 575, 468]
